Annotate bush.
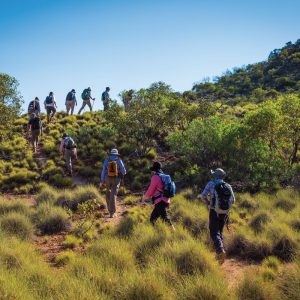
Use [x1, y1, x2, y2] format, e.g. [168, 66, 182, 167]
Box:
[0, 198, 31, 216]
[0, 213, 34, 240]
[63, 235, 83, 249]
[35, 203, 71, 234]
[123, 195, 140, 205]
[55, 250, 75, 267]
[262, 256, 281, 272]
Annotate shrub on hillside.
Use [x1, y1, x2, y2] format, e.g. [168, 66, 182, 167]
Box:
[275, 198, 296, 212]
[36, 185, 58, 205]
[55, 250, 75, 267]
[249, 212, 272, 233]
[0, 212, 34, 240]
[0, 198, 31, 216]
[35, 203, 71, 234]
[48, 173, 73, 188]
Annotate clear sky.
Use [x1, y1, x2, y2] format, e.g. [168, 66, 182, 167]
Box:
[1, 0, 299, 112]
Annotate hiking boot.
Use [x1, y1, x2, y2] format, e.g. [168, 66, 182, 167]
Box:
[216, 251, 226, 265]
[109, 213, 114, 218]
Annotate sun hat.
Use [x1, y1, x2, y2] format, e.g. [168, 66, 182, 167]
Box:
[110, 148, 119, 156]
[211, 168, 226, 179]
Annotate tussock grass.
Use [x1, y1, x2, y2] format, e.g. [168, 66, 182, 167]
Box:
[34, 202, 71, 234]
[249, 211, 272, 233]
[36, 185, 58, 205]
[277, 264, 300, 300]
[0, 198, 31, 216]
[0, 213, 33, 240]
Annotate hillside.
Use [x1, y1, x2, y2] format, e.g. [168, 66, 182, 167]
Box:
[193, 40, 300, 104]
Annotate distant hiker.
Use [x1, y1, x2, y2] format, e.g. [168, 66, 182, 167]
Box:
[142, 162, 176, 230]
[65, 89, 77, 115]
[44, 92, 57, 123]
[78, 87, 95, 114]
[60, 133, 77, 176]
[27, 97, 41, 116]
[27, 113, 42, 153]
[101, 87, 111, 111]
[122, 89, 134, 112]
[201, 168, 235, 264]
[100, 148, 126, 218]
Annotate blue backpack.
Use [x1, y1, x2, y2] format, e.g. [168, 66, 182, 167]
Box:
[157, 173, 176, 198]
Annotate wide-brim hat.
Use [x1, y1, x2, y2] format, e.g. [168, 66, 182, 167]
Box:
[211, 168, 226, 179]
[110, 148, 120, 156]
[150, 161, 162, 172]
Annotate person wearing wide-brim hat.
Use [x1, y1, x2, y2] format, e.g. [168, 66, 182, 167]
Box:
[100, 148, 126, 218]
[200, 168, 235, 264]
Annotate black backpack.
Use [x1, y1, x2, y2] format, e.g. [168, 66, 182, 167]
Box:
[64, 137, 76, 149]
[45, 96, 54, 105]
[214, 182, 232, 214]
[31, 117, 41, 130]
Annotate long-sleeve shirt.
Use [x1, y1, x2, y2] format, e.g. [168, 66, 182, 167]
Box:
[100, 155, 126, 182]
[201, 179, 235, 209]
[145, 174, 170, 205]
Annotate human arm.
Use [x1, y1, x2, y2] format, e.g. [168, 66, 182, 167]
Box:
[59, 139, 65, 155]
[200, 182, 214, 205]
[142, 175, 160, 201]
[100, 160, 108, 185]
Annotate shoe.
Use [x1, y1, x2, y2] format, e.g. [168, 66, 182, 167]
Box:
[216, 251, 226, 265]
[109, 213, 114, 218]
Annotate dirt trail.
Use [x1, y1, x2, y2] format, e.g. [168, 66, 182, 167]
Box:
[221, 258, 258, 289]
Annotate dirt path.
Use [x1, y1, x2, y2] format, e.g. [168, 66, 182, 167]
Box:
[221, 258, 258, 289]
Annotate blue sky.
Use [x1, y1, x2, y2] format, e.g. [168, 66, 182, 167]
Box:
[1, 0, 299, 112]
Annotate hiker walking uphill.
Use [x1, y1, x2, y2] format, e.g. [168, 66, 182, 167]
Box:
[60, 133, 77, 176]
[101, 87, 111, 111]
[142, 162, 176, 230]
[44, 92, 57, 123]
[100, 149, 126, 218]
[65, 89, 77, 115]
[201, 168, 235, 264]
[27, 97, 41, 116]
[27, 113, 42, 153]
[78, 87, 95, 114]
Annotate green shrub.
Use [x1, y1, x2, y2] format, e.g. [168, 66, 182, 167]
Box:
[55, 190, 74, 209]
[49, 174, 73, 188]
[35, 203, 71, 234]
[123, 195, 140, 205]
[275, 199, 296, 212]
[0, 213, 33, 240]
[262, 256, 281, 272]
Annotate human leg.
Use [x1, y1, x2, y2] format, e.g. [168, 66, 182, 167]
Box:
[209, 209, 225, 254]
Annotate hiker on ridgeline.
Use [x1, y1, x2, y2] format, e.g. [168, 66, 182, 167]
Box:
[65, 89, 77, 115]
[60, 133, 77, 176]
[122, 89, 134, 112]
[142, 162, 176, 230]
[78, 87, 95, 114]
[44, 92, 57, 123]
[100, 148, 126, 218]
[28, 97, 41, 116]
[201, 168, 235, 264]
[27, 113, 42, 153]
[101, 87, 111, 111]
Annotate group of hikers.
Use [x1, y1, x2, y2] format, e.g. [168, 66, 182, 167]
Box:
[98, 149, 234, 264]
[26, 89, 235, 264]
[27, 87, 113, 121]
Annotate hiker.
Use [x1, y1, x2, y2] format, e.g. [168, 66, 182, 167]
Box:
[201, 168, 235, 264]
[101, 87, 111, 111]
[44, 92, 57, 123]
[65, 89, 77, 115]
[142, 162, 175, 230]
[100, 148, 126, 218]
[27, 113, 42, 153]
[60, 133, 77, 176]
[122, 89, 134, 112]
[78, 87, 95, 114]
[27, 97, 41, 116]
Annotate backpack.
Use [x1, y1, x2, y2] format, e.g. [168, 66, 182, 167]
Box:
[157, 173, 176, 198]
[64, 137, 76, 149]
[81, 89, 89, 100]
[31, 117, 41, 130]
[107, 160, 118, 177]
[45, 96, 54, 105]
[28, 100, 37, 113]
[214, 182, 233, 214]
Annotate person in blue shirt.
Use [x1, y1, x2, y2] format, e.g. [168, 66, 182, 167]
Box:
[100, 148, 126, 218]
[201, 168, 235, 264]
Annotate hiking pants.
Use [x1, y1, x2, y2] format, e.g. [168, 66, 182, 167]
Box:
[66, 101, 75, 115]
[64, 149, 75, 175]
[209, 209, 227, 254]
[78, 99, 92, 114]
[46, 106, 56, 117]
[150, 201, 173, 226]
[31, 129, 40, 149]
[105, 177, 121, 214]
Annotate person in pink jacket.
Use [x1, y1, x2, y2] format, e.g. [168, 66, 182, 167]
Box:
[142, 162, 175, 230]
